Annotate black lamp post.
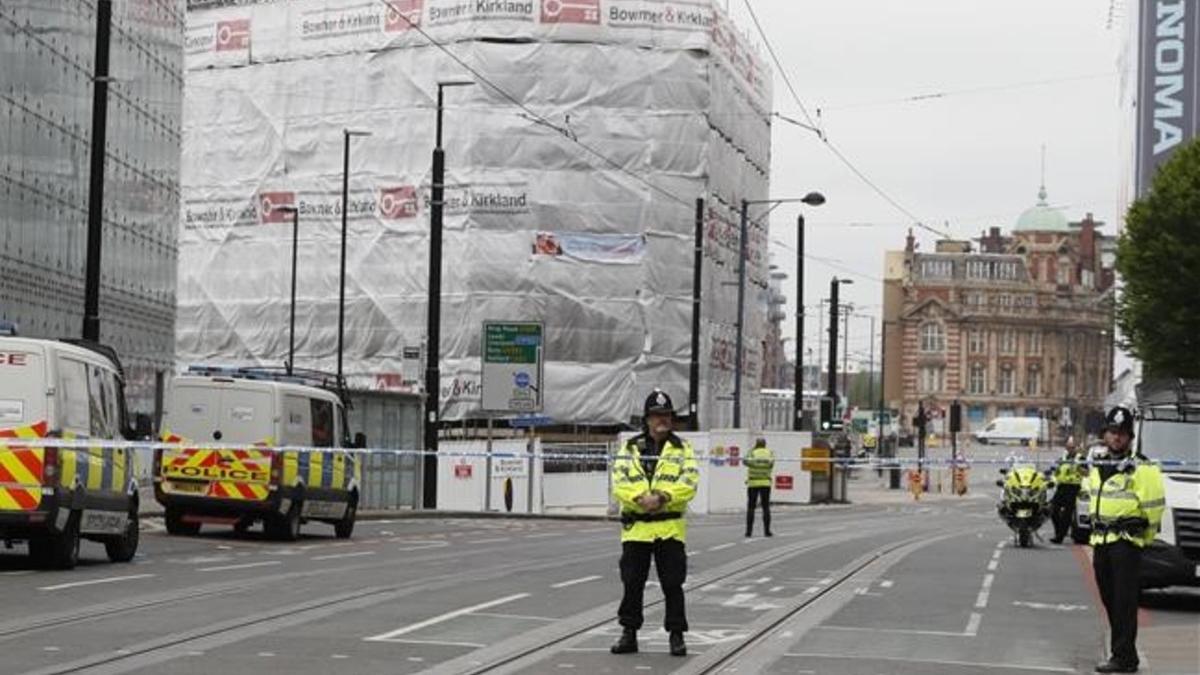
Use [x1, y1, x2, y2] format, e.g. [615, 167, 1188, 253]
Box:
[337, 129, 371, 389]
[423, 80, 474, 509]
[274, 205, 300, 376]
[732, 192, 825, 429]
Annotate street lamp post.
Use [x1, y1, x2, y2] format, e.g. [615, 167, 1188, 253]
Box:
[731, 193, 824, 430]
[424, 80, 474, 510]
[338, 129, 371, 390]
[826, 278, 853, 410]
[274, 205, 300, 375]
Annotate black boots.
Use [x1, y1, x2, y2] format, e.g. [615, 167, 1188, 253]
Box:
[1095, 660, 1138, 673]
[669, 631, 687, 656]
[610, 628, 638, 654]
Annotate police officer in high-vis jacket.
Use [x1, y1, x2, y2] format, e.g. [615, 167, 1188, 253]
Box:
[610, 389, 699, 657]
[745, 437, 775, 537]
[1088, 406, 1166, 674]
[1049, 436, 1084, 543]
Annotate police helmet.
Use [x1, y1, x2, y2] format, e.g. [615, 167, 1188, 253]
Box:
[644, 389, 676, 418]
[1103, 406, 1136, 438]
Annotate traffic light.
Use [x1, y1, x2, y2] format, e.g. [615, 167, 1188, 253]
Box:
[949, 400, 962, 433]
[819, 397, 834, 431]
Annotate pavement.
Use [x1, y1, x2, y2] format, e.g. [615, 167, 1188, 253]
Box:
[0, 440, 1194, 674]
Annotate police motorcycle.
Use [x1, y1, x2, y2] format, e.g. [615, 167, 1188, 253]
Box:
[996, 459, 1053, 548]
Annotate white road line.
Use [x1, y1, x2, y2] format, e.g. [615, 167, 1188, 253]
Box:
[964, 612, 982, 636]
[471, 612, 555, 622]
[311, 551, 377, 561]
[992, 550, 1002, 560]
[709, 543, 737, 552]
[472, 537, 508, 545]
[364, 593, 531, 642]
[803, 586, 820, 594]
[38, 574, 155, 591]
[975, 589, 990, 609]
[782, 652, 1075, 673]
[397, 542, 451, 552]
[366, 638, 485, 648]
[987, 560, 999, 572]
[722, 593, 758, 607]
[981, 573, 994, 590]
[197, 561, 281, 573]
[769, 586, 784, 593]
[753, 576, 771, 584]
[687, 551, 702, 557]
[0, 570, 33, 576]
[817, 625, 973, 638]
[551, 575, 602, 589]
[879, 580, 894, 588]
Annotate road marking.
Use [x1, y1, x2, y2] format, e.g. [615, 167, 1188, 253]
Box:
[472, 612, 554, 622]
[818, 625, 974, 638]
[365, 638, 485, 648]
[0, 570, 33, 576]
[408, 657, 425, 662]
[197, 561, 281, 573]
[981, 573, 994, 589]
[782, 652, 1076, 673]
[722, 593, 757, 607]
[557, 664, 575, 669]
[38, 574, 155, 591]
[526, 532, 561, 539]
[803, 586, 820, 594]
[43, 646, 60, 652]
[364, 593, 531, 642]
[992, 549, 1002, 560]
[311, 551, 376, 561]
[987, 560, 999, 571]
[551, 575, 602, 589]
[472, 537, 508, 545]
[734, 585, 751, 592]
[975, 589, 990, 609]
[753, 576, 771, 584]
[397, 541, 450, 552]
[964, 612, 982, 636]
[879, 580, 894, 588]
[709, 543, 737, 552]
[331, 654, 350, 659]
[688, 551, 702, 557]
[257, 652, 275, 657]
[1012, 600, 1089, 612]
[769, 586, 784, 593]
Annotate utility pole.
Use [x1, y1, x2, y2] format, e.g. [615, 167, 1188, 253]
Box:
[688, 198, 704, 431]
[792, 214, 805, 430]
[338, 129, 371, 391]
[733, 199, 749, 428]
[827, 278, 840, 404]
[82, 0, 112, 342]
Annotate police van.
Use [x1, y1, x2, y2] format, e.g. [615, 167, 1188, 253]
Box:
[0, 333, 142, 569]
[155, 367, 362, 541]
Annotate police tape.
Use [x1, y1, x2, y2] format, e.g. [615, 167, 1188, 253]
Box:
[2, 437, 1198, 469]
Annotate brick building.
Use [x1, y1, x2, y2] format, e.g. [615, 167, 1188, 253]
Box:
[882, 186, 1116, 438]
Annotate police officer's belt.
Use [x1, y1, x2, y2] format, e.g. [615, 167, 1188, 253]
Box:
[1092, 517, 1149, 536]
[620, 511, 683, 525]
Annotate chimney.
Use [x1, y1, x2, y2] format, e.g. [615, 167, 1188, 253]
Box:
[905, 228, 916, 253]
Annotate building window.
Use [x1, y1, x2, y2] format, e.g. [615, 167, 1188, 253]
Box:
[969, 363, 986, 395]
[968, 330, 985, 354]
[1026, 366, 1041, 396]
[998, 364, 1015, 395]
[919, 366, 944, 393]
[1057, 258, 1071, 285]
[995, 294, 1013, 309]
[919, 258, 954, 279]
[999, 329, 1016, 355]
[1028, 331, 1042, 355]
[920, 322, 945, 353]
[1064, 365, 1077, 397]
[967, 260, 987, 279]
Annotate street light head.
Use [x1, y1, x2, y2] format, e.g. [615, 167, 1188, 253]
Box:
[345, 129, 372, 138]
[839, 278, 855, 285]
[437, 79, 475, 89]
[801, 191, 826, 207]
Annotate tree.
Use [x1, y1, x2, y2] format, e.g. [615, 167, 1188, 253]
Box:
[1116, 137, 1200, 378]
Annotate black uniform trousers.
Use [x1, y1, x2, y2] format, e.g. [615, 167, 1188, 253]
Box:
[1050, 483, 1080, 540]
[746, 486, 772, 535]
[618, 538, 688, 632]
[1093, 540, 1142, 667]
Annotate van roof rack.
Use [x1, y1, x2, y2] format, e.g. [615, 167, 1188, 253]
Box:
[1137, 378, 1200, 422]
[185, 365, 346, 398]
[58, 339, 126, 378]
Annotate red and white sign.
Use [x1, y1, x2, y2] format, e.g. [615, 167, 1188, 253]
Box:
[385, 0, 423, 32]
[258, 191, 296, 223]
[774, 474, 794, 491]
[380, 186, 418, 219]
[215, 19, 251, 52]
[0, 353, 29, 366]
[728, 446, 741, 468]
[454, 463, 473, 479]
[541, 0, 600, 25]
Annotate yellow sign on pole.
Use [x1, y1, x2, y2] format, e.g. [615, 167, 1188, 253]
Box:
[801, 447, 829, 473]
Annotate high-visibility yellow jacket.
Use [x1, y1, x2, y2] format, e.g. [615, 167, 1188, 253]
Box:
[1052, 455, 1084, 486]
[1087, 457, 1166, 548]
[745, 446, 775, 488]
[611, 433, 699, 543]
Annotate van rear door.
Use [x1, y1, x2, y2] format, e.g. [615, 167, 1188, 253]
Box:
[0, 346, 48, 511]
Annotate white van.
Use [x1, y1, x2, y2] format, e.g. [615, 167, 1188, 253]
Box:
[0, 336, 142, 568]
[155, 367, 362, 540]
[1134, 379, 1200, 589]
[974, 416, 1043, 446]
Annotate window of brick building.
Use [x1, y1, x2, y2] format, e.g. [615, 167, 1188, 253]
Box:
[969, 363, 986, 395]
[998, 364, 1015, 395]
[920, 323, 945, 353]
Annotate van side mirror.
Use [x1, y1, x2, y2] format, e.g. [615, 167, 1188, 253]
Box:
[353, 432, 367, 449]
[995, 479, 1005, 488]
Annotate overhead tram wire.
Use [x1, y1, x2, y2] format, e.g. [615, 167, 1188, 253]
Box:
[378, 0, 694, 209]
[740, 0, 949, 241]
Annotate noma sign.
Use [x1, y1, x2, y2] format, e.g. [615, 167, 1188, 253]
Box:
[1137, 0, 1200, 194]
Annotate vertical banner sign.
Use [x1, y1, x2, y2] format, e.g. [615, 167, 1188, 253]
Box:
[481, 321, 544, 413]
[1136, 0, 1200, 195]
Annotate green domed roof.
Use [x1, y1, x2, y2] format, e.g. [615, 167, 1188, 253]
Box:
[1015, 185, 1070, 232]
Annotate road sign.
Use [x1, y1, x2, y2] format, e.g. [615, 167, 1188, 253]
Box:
[775, 474, 794, 491]
[509, 414, 553, 428]
[482, 321, 544, 413]
[493, 456, 528, 478]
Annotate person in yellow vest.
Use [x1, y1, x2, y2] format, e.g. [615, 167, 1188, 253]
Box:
[609, 389, 699, 657]
[1049, 436, 1085, 543]
[744, 437, 775, 538]
[1088, 406, 1166, 674]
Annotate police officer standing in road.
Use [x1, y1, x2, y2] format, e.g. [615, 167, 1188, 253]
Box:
[610, 389, 699, 657]
[745, 437, 775, 538]
[1088, 406, 1166, 673]
[1048, 436, 1084, 544]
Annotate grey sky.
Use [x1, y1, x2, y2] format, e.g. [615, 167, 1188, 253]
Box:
[726, 0, 1124, 366]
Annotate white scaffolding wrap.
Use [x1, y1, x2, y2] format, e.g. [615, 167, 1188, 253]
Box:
[179, 0, 772, 427]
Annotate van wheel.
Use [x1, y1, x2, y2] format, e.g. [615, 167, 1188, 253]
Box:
[30, 512, 81, 570]
[105, 509, 140, 563]
[165, 508, 201, 536]
[268, 500, 302, 542]
[1018, 529, 1032, 548]
[334, 497, 357, 540]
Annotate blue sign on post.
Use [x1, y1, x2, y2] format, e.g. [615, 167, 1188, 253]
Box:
[514, 371, 531, 389]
